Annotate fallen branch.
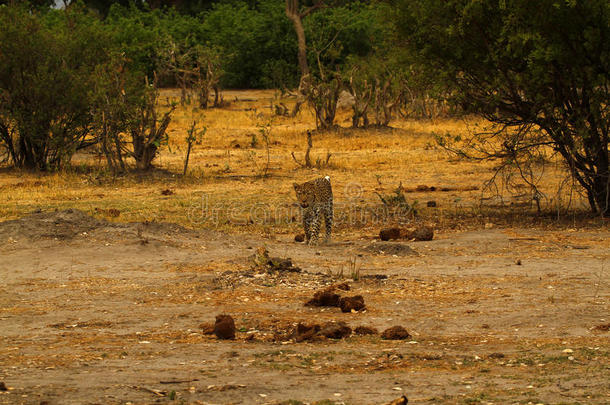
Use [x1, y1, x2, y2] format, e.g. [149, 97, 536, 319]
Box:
[291, 130, 313, 168]
[159, 379, 199, 384]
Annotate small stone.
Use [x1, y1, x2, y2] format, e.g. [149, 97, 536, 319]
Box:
[294, 233, 305, 242]
[427, 200, 437, 207]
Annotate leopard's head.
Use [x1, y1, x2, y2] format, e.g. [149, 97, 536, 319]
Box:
[293, 183, 313, 208]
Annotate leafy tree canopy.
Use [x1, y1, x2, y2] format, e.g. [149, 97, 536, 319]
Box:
[394, 0, 610, 214]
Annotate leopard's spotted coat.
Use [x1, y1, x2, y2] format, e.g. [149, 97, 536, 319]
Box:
[293, 176, 333, 245]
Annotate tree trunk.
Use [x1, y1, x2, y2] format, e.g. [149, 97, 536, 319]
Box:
[135, 144, 157, 171]
[213, 85, 220, 107]
[113, 133, 126, 172]
[286, 0, 324, 117]
[0, 121, 17, 165]
[591, 168, 609, 216]
[285, 0, 310, 80]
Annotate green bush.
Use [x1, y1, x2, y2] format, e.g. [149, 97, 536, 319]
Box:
[0, 4, 109, 170]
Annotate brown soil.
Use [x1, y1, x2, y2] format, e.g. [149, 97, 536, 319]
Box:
[0, 209, 608, 404]
[363, 241, 418, 256]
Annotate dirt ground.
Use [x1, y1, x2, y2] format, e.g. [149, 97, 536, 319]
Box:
[0, 209, 608, 405]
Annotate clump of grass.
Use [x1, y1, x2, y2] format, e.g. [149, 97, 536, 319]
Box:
[375, 182, 418, 216]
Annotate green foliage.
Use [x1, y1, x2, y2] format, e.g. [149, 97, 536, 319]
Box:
[305, 2, 384, 77]
[200, 0, 298, 88]
[0, 3, 181, 172]
[394, 0, 610, 214]
[0, 0, 53, 10]
[2, 1, 391, 91]
[0, 4, 108, 170]
[105, 4, 169, 78]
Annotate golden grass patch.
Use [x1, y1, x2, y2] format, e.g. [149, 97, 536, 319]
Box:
[0, 89, 598, 234]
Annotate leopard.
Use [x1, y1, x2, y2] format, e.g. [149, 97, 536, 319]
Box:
[293, 176, 333, 245]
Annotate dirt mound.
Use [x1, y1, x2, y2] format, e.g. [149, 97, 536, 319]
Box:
[362, 242, 417, 256]
[379, 226, 434, 241]
[0, 209, 203, 244]
[0, 209, 107, 241]
[381, 326, 411, 340]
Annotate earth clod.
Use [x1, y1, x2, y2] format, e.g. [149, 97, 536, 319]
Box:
[214, 315, 236, 340]
[339, 295, 366, 313]
[305, 287, 341, 307]
[319, 321, 352, 339]
[354, 326, 378, 335]
[380, 227, 402, 241]
[292, 322, 322, 342]
[381, 326, 411, 340]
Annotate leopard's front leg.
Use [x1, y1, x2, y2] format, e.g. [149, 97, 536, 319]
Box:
[302, 208, 313, 243]
[307, 207, 322, 246]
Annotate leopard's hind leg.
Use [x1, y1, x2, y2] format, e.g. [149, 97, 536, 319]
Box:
[323, 200, 333, 243]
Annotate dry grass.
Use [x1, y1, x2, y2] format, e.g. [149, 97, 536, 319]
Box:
[0, 89, 603, 235]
